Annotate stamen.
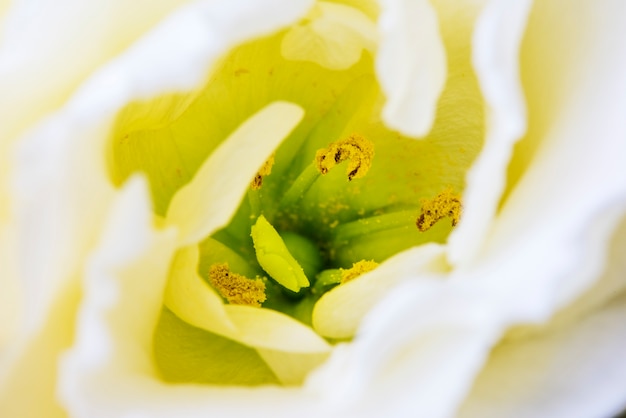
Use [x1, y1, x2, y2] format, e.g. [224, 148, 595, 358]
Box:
[312, 269, 342, 294]
[340, 260, 378, 284]
[315, 133, 374, 181]
[250, 154, 275, 190]
[208, 263, 267, 307]
[280, 133, 375, 208]
[416, 188, 462, 232]
[279, 164, 321, 208]
[333, 209, 416, 243]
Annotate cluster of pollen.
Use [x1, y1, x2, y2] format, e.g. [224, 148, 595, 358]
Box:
[250, 154, 275, 190]
[416, 188, 462, 232]
[341, 260, 379, 284]
[208, 263, 267, 307]
[315, 134, 374, 181]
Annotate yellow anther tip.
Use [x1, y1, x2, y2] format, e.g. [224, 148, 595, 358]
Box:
[250, 154, 275, 190]
[208, 263, 267, 307]
[315, 133, 374, 181]
[416, 188, 462, 232]
[341, 259, 378, 284]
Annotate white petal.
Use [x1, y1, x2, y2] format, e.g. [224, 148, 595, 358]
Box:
[166, 101, 304, 246]
[0, 0, 11, 44]
[0, 0, 190, 222]
[459, 214, 626, 418]
[225, 305, 330, 353]
[307, 280, 501, 418]
[59, 176, 177, 417]
[312, 243, 448, 339]
[163, 245, 237, 338]
[0, 226, 20, 351]
[447, 0, 533, 266]
[281, 2, 378, 70]
[376, 0, 447, 138]
[3, 0, 314, 415]
[0, 0, 188, 143]
[164, 242, 330, 358]
[459, 297, 626, 418]
[312, 4, 626, 416]
[58, 183, 322, 416]
[464, 0, 626, 321]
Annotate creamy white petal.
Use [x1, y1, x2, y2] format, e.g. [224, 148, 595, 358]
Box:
[376, 0, 446, 137]
[0, 0, 188, 142]
[2, 0, 314, 415]
[459, 295, 626, 418]
[58, 179, 323, 418]
[0, 0, 11, 44]
[458, 212, 626, 418]
[0, 64, 115, 418]
[59, 176, 179, 417]
[164, 243, 330, 360]
[163, 245, 237, 337]
[464, 0, 626, 321]
[0, 0, 189, 227]
[447, 0, 533, 266]
[166, 101, 304, 246]
[0, 226, 20, 351]
[307, 280, 501, 418]
[313, 3, 626, 416]
[225, 305, 330, 353]
[334, 0, 379, 19]
[312, 243, 447, 339]
[281, 2, 378, 70]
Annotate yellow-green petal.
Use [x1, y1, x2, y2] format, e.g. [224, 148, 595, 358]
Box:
[153, 307, 279, 385]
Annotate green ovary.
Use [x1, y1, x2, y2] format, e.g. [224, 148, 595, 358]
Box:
[107, 24, 484, 385]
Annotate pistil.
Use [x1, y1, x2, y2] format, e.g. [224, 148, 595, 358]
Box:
[251, 215, 310, 293]
[248, 154, 275, 220]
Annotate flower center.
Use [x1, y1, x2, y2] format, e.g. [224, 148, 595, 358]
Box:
[106, 13, 485, 386]
[219, 130, 467, 327]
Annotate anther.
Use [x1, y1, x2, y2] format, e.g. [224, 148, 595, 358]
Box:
[341, 260, 378, 284]
[208, 263, 267, 307]
[416, 188, 462, 232]
[250, 154, 275, 190]
[315, 134, 374, 181]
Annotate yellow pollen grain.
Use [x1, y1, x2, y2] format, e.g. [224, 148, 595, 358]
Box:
[315, 133, 374, 181]
[208, 263, 267, 307]
[250, 154, 275, 190]
[416, 188, 462, 232]
[341, 260, 378, 284]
